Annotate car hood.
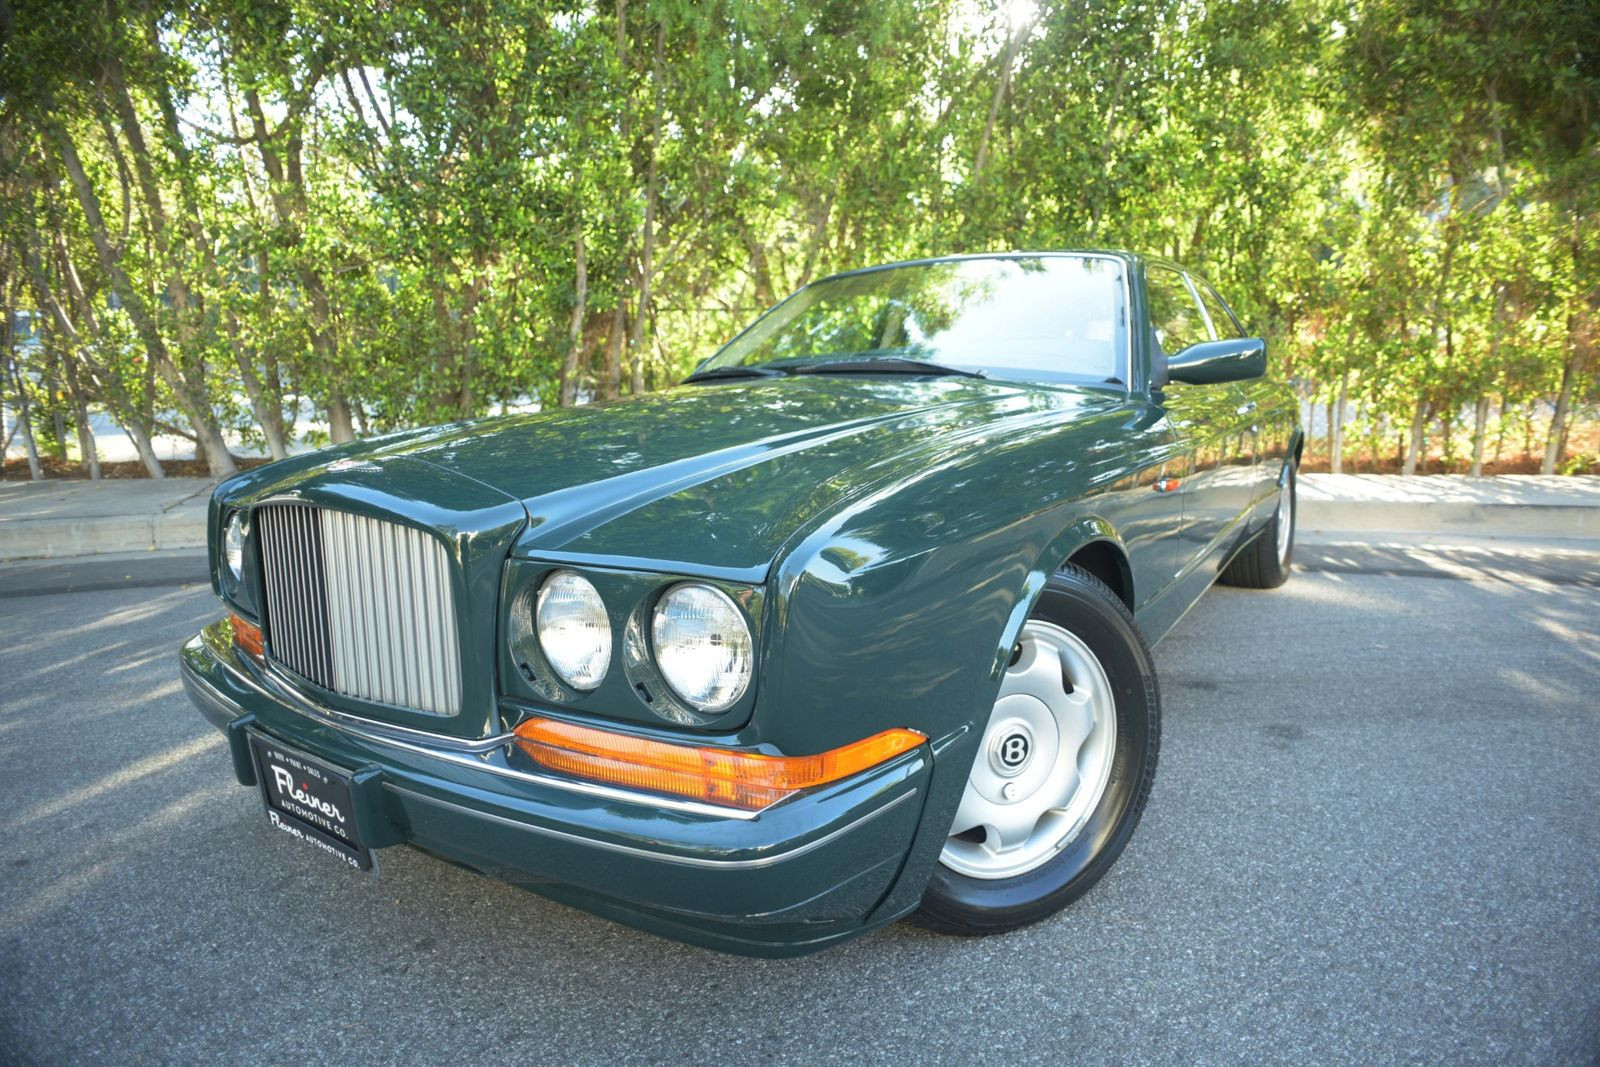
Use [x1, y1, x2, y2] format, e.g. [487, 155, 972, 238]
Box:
[234, 377, 1121, 581]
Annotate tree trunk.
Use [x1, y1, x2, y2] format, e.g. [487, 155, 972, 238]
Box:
[44, 356, 67, 460]
[140, 80, 287, 463]
[627, 21, 665, 397]
[602, 303, 625, 402]
[561, 227, 587, 407]
[1473, 282, 1507, 478]
[1402, 399, 1427, 476]
[48, 115, 236, 476]
[1469, 394, 1490, 477]
[60, 354, 100, 479]
[974, 15, 1030, 182]
[606, 0, 632, 404]
[233, 344, 289, 460]
[0, 292, 14, 476]
[120, 410, 164, 479]
[1543, 202, 1589, 475]
[458, 262, 487, 417]
[1541, 347, 1579, 474]
[1494, 393, 1507, 463]
[431, 276, 459, 417]
[798, 181, 838, 287]
[49, 230, 165, 477]
[2, 285, 45, 480]
[243, 88, 353, 444]
[741, 225, 776, 308]
[1330, 370, 1348, 474]
[22, 231, 102, 479]
[6, 354, 43, 480]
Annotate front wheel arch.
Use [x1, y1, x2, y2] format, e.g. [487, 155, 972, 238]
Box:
[914, 562, 1161, 934]
[987, 518, 1133, 685]
[1065, 539, 1134, 611]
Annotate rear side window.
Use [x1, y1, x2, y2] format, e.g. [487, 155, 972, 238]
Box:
[1146, 267, 1207, 355]
[1192, 278, 1242, 339]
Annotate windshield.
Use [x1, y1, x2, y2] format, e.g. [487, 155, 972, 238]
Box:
[698, 255, 1128, 384]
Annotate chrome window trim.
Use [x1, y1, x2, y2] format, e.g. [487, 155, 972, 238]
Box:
[1181, 271, 1221, 341]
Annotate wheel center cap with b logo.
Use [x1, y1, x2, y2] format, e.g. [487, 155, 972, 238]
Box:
[989, 721, 1036, 778]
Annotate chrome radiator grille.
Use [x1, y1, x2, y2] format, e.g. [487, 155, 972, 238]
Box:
[257, 504, 462, 716]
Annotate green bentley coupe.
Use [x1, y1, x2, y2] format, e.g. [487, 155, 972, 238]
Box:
[182, 251, 1302, 956]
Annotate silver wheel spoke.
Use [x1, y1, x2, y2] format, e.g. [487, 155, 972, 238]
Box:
[983, 801, 1043, 852]
[1008, 638, 1066, 700]
[949, 784, 1055, 853]
[1056, 689, 1094, 756]
[946, 785, 992, 840]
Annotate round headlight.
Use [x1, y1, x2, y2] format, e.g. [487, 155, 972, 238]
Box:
[535, 571, 612, 690]
[223, 512, 244, 582]
[651, 584, 753, 712]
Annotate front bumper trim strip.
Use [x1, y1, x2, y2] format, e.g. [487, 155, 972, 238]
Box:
[386, 781, 919, 869]
[185, 644, 761, 820]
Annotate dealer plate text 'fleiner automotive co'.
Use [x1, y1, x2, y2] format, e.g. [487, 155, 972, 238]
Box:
[249, 734, 371, 871]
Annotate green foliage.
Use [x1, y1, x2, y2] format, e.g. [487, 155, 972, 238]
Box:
[1, 0, 1595, 475]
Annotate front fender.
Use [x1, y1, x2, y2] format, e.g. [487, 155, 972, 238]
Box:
[742, 401, 1174, 916]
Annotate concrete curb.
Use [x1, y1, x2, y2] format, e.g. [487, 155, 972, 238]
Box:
[0, 512, 210, 560]
[0, 478, 214, 562]
[2, 473, 1598, 562]
[1298, 474, 1600, 541]
[1300, 501, 1596, 539]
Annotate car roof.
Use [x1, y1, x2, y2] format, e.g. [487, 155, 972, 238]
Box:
[815, 250, 1161, 285]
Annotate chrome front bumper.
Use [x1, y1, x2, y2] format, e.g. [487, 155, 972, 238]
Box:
[180, 618, 932, 955]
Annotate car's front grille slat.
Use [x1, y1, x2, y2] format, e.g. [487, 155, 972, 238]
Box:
[257, 504, 462, 717]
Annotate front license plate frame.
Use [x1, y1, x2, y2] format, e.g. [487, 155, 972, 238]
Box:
[248, 732, 372, 872]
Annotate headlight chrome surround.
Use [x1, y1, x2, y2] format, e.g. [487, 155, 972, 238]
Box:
[650, 583, 754, 713]
[223, 511, 245, 584]
[535, 570, 613, 691]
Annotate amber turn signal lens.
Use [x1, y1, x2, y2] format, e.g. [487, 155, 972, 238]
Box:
[512, 718, 925, 811]
[230, 612, 264, 658]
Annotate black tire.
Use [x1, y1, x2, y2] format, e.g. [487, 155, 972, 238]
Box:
[1221, 464, 1296, 589]
[914, 563, 1160, 936]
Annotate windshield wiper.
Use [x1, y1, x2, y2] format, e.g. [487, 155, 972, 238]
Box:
[681, 365, 788, 384]
[791, 356, 986, 379]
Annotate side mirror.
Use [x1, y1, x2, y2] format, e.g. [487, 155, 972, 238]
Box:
[1166, 337, 1266, 385]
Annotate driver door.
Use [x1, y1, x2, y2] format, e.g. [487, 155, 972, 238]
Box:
[1146, 266, 1251, 570]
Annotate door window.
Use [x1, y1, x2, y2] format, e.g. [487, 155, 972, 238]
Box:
[1146, 267, 1208, 355]
[1192, 278, 1242, 339]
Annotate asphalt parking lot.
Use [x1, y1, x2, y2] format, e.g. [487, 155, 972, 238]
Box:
[2, 544, 1597, 1064]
